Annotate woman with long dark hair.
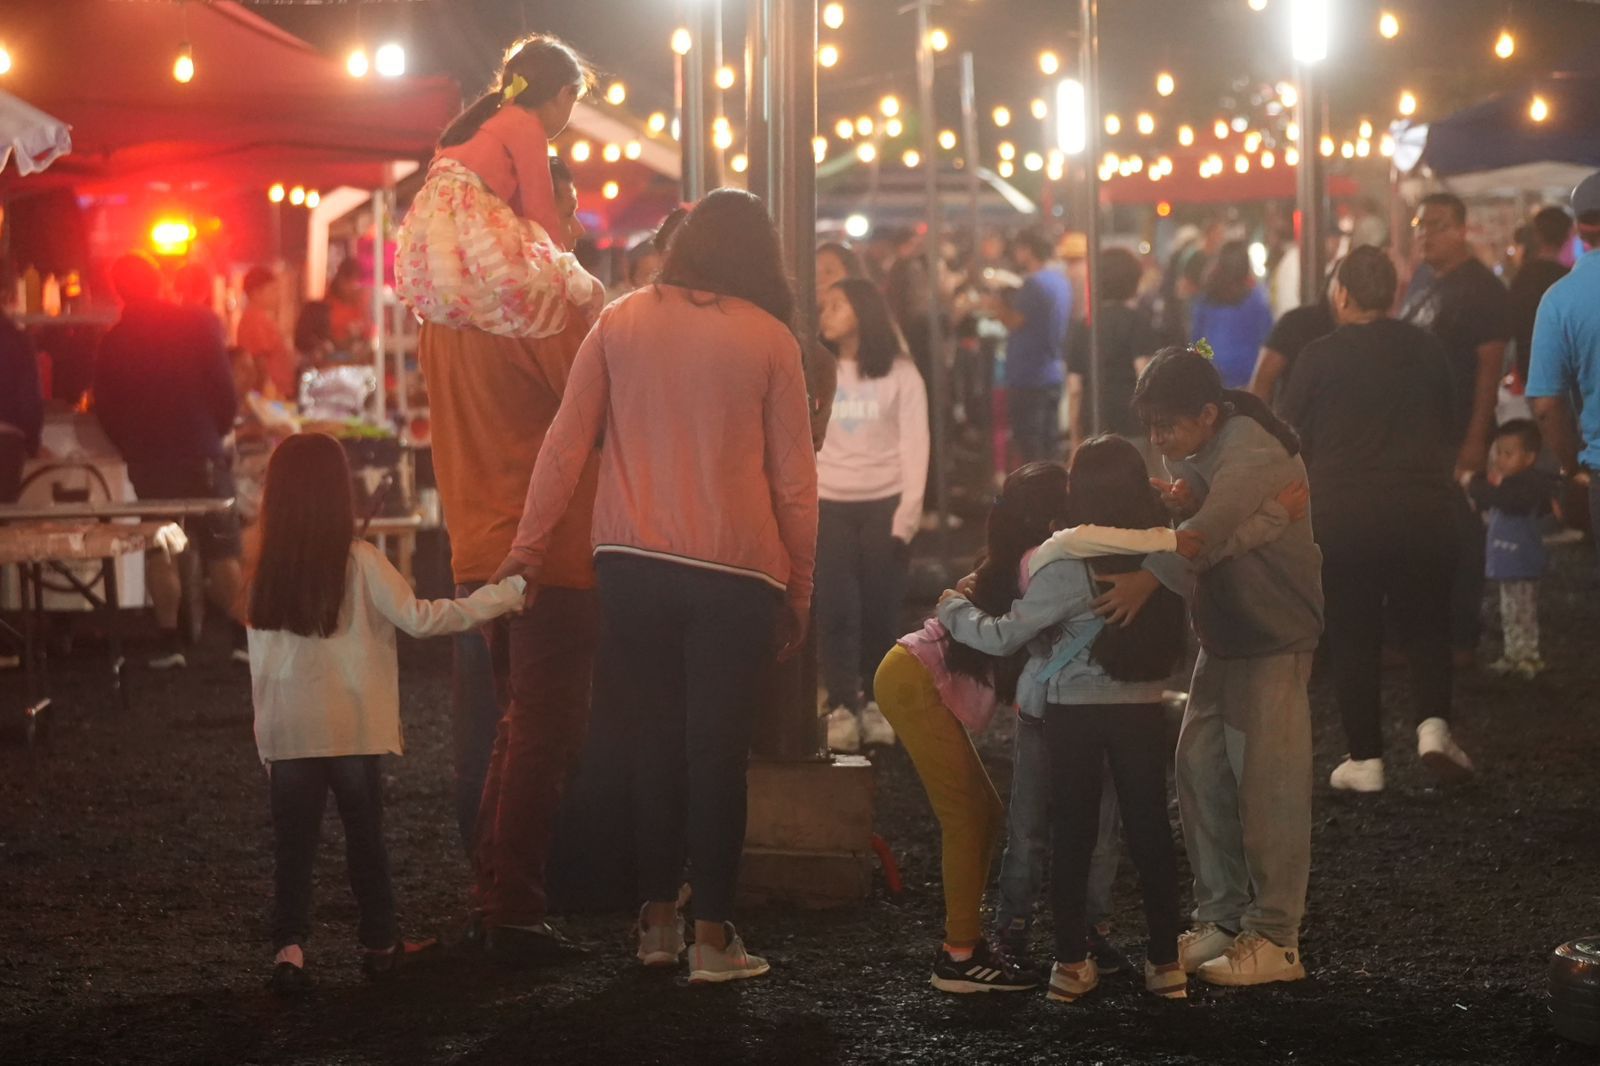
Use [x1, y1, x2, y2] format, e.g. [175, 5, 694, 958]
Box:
[245, 433, 525, 994]
[816, 278, 929, 753]
[1190, 241, 1274, 390]
[1101, 346, 1323, 989]
[494, 188, 818, 984]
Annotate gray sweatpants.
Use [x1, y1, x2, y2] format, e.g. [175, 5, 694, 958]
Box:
[1176, 649, 1313, 949]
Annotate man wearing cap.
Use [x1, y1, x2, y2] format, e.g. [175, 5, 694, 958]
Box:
[1528, 173, 1600, 553]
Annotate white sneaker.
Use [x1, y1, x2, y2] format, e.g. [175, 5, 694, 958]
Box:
[688, 924, 770, 984]
[1197, 930, 1306, 986]
[1178, 922, 1235, 974]
[1144, 960, 1188, 999]
[1046, 957, 1099, 1002]
[1485, 657, 1518, 676]
[1329, 757, 1385, 793]
[635, 904, 686, 968]
[859, 702, 896, 747]
[148, 651, 188, 670]
[1516, 657, 1546, 679]
[1417, 717, 1473, 781]
[825, 707, 861, 754]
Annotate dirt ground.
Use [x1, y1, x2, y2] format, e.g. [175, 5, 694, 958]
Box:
[4, 540, 1600, 1066]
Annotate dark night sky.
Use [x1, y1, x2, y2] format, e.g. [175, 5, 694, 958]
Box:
[252, 0, 1600, 161]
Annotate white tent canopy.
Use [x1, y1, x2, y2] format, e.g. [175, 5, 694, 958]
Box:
[0, 90, 71, 176]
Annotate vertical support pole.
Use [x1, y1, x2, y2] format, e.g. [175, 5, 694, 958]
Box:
[1080, 0, 1103, 437]
[681, 1, 724, 200]
[371, 186, 387, 427]
[1296, 61, 1328, 307]
[916, 1, 949, 561]
[959, 53, 982, 267]
[748, 0, 821, 761]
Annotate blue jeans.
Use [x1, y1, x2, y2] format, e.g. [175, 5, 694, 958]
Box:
[1006, 386, 1062, 464]
[996, 715, 1120, 938]
[450, 583, 508, 853]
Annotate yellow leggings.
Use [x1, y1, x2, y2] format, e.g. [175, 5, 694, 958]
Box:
[874, 645, 1005, 944]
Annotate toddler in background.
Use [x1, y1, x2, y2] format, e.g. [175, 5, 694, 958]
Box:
[1469, 419, 1557, 678]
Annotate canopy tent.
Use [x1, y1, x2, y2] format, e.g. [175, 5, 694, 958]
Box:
[0, 91, 71, 177]
[0, 0, 458, 196]
[1407, 71, 1600, 197]
[818, 162, 1037, 226]
[1100, 151, 1361, 207]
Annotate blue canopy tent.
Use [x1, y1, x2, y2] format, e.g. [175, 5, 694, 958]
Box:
[1408, 71, 1600, 197]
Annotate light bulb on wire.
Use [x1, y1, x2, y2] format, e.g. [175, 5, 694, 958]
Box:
[173, 43, 195, 84]
[1379, 11, 1400, 39]
[1495, 29, 1516, 59]
[346, 48, 369, 78]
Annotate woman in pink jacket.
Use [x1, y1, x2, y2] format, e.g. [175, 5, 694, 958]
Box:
[494, 189, 818, 984]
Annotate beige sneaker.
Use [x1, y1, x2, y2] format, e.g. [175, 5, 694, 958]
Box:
[1046, 957, 1099, 1003]
[1197, 930, 1306, 986]
[1144, 960, 1188, 999]
[825, 707, 861, 754]
[1329, 757, 1385, 793]
[1417, 717, 1473, 781]
[636, 904, 686, 968]
[1178, 922, 1235, 973]
[688, 924, 770, 984]
[860, 703, 897, 747]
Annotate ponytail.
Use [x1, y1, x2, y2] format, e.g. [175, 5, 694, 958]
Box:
[437, 33, 595, 149]
[1133, 346, 1300, 458]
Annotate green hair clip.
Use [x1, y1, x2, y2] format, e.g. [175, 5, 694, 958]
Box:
[1193, 338, 1215, 361]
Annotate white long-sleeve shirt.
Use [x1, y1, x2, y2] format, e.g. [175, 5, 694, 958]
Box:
[249, 540, 524, 763]
[816, 357, 930, 542]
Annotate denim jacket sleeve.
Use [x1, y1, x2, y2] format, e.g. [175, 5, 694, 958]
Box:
[937, 560, 1094, 656]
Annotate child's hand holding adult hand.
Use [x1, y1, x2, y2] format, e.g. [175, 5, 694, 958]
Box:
[490, 553, 540, 610]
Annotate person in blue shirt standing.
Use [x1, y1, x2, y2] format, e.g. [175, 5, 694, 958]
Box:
[1190, 241, 1274, 390]
[1528, 173, 1600, 571]
[996, 228, 1072, 463]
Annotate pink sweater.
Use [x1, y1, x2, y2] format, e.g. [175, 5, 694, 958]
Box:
[437, 105, 562, 244]
[510, 286, 819, 612]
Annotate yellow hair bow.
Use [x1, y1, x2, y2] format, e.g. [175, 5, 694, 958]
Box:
[503, 74, 529, 103]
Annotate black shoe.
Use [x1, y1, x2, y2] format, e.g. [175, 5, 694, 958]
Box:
[485, 922, 589, 967]
[1087, 924, 1132, 976]
[361, 937, 440, 981]
[270, 962, 310, 997]
[929, 940, 1041, 994]
[447, 913, 489, 956]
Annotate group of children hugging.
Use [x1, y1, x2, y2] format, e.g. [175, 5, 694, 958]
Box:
[235, 25, 1332, 1002]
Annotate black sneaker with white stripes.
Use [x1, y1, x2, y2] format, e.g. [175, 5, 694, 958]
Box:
[929, 940, 1041, 994]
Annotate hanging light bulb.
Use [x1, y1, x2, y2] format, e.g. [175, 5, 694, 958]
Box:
[647, 112, 668, 135]
[1231, 115, 1249, 133]
[1530, 94, 1550, 123]
[713, 124, 735, 151]
[731, 153, 750, 173]
[938, 129, 958, 150]
[1234, 154, 1250, 174]
[267, 183, 286, 204]
[1277, 82, 1299, 108]
[856, 116, 875, 137]
[346, 48, 369, 78]
[928, 28, 950, 52]
[289, 186, 306, 206]
[814, 136, 829, 163]
[856, 143, 877, 163]
[606, 82, 627, 105]
[1285, 146, 1301, 166]
[1156, 71, 1175, 97]
[374, 42, 405, 77]
[993, 105, 1012, 127]
[716, 66, 737, 90]
[1104, 113, 1122, 135]
[625, 141, 644, 160]
[818, 44, 840, 68]
[903, 149, 921, 167]
[1039, 50, 1061, 76]
[1024, 151, 1045, 172]
[1340, 140, 1355, 159]
[835, 117, 855, 139]
[1319, 134, 1335, 156]
[603, 143, 623, 163]
[823, 2, 845, 30]
[1378, 134, 1395, 158]
[885, 118, 904, 138]
[571, 140, 592, 162]
[880, 95, 901, 118]
[306, 190, 321, 208]
[671, 28, 693, 55]
[1356, 138, 1371, 157]
[1398, 90, 1418, 117]
[1379, 11, 1400, 39]
[1244, 131, 1262, 152]
[1358, 118, 1374, 140]
[1177, 124, 1195, 147]
[173, 42, 195, 84]
[1214, 118, 1230, 139]
[998, 160, 1015, 178]
[1261, 149, 1276, 169]
[1136, 112, 1155, 136]
[603, 181, 620, 200]
[1495, 29, 1516, 60]
[1248, 0, 1268, 10]
[999, 142, 1017, 161]
[0, 44, 12, 76]
[1031, 98, 1049, 120]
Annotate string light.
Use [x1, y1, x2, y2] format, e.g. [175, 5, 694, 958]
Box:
[1214, 118, 1230, 139]
[903, 149, 921, 167]
[1136, 112, 1155, 136]
[603, 181, 620, 200]
[716, 66, 736, 90]
[1356, 138, 1371, 157]
[1039, 50, 1060, 76]
[1234, 154, 1250, 174]
[1530, 94, 1550, 122]
[606, 82, 627, 105]
[150, 219, 196, 256]
[671, 28, 693, 55]
[1261, 149, 1276, 169]
[1285, 146, 1301, 166]
[1248, 0, 1268, 10]
[835, 117, 855, 139]
[625, 141, 643, 160]
[1287, 120, 1300, 142]
[603, 143, 622, 163]
[938, 129, 958, 150]
[885, 118, 904, 138]
[173, 43, 194, 84]
[731, 153, 750, 173]
[1031, 98, 1049, 120]
[1156, 155, 1173, 175]
[346, 48, 369, 78]
[1379, 11, 1400, 39]
[648, 112, 668, 135]
[1156, 71, 1175, 97]
[1340, 140, 1355, 159]
[818, 44, 840, 68]
[1495, 29, 1515, 59]
[1243, 131, 1262, 152]
[571, 140, 592, 162]
[289, 186, 306, 206]
[998, 160, 1015, 178]
[822, 2, 845, 30]
[1398, 90, 1418, 117]
[374, 42, 405, 77]
[1024, 151, 1044, 172]
[1177, 124, 1195, 147]
[928, 28, 950, 52]
[0, 44, 12, 76]
[993, 105, 1012, 127]
[856, 142, 877, 163]
[306, 190, 321, 208]
[1231, 115, 1249, 133]
[1319, 134, 1335, 156]
[999, 141, 1017, 160]
[1104, 113, 1122, 135]
[880, 95, 901, 117]
[1377, 134, 1394, 158]
[814, 136, 829, 163]
[856, 116, 875, 137]
[267, 183, 285, 204]
[1358, 118, 1374, 140]
[713, 125, 734, 151]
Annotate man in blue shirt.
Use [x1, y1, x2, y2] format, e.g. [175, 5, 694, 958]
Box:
[997, 228, 1072, 462]
[1527, 172, 1600, 565]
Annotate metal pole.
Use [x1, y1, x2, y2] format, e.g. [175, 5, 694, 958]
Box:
[1080, 0, 1103, 436]
[1296, 60, 1328, 307]
[959, 52, 982, 271]
[371, 187, 386, 427]
[748, 0, 820, 761]
[680, 3, 720, 199]
[916, 0, 949, 561]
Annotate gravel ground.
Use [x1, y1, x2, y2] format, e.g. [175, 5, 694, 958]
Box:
[3, 541, 1599, 1065]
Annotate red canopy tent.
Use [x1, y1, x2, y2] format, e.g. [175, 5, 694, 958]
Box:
[0, 0, 458, 196]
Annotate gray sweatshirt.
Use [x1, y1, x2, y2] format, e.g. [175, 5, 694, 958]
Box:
[1147, 414, 1324, 659]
